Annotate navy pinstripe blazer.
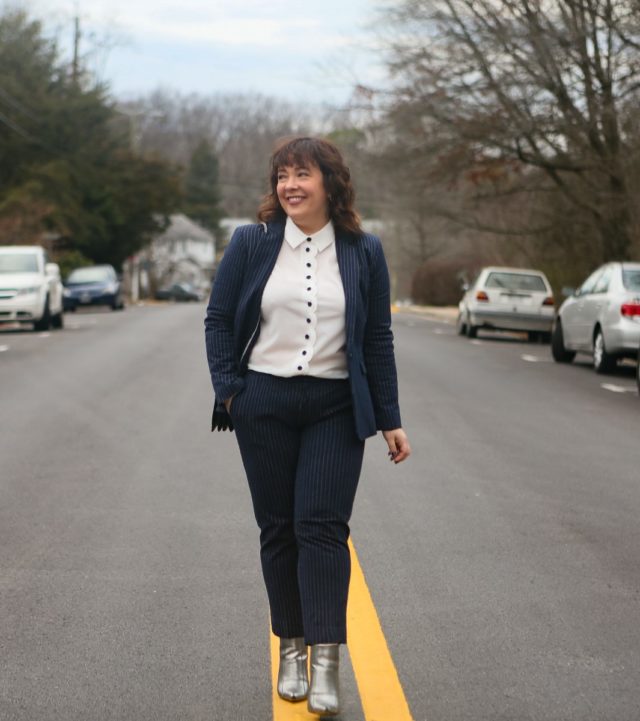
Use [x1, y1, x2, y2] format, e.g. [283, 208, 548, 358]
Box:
[204, 221, 401, 440]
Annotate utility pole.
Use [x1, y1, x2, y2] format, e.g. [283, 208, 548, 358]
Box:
[71, 15, 81, 85]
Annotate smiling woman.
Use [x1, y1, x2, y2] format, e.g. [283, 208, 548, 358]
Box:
[205, 135, 410, 716]
[275, 164, 328, 235]
[259, 136, 361, 236]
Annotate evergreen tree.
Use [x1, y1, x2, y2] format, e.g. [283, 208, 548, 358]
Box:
[0, 8, 180, 269]
[183, 139, 222, 234]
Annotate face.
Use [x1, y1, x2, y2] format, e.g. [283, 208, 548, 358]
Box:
[276, 162, 329, 234]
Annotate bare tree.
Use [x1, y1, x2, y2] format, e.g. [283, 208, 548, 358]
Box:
[127, 91, 321, 218]
[381, 0, 640, 265]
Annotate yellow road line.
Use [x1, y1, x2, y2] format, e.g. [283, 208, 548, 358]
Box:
[347, 538, 414, 721]
[271, 539, 414, 720]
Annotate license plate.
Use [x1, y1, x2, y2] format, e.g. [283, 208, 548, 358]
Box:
[80, 293, 91, 303]
[500, 294, 532, 306]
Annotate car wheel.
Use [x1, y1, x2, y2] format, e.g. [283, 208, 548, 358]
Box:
[593, 327, 616, 374]
[456, 313, 467, 336]
[466, 318, 478, 339]
[636, 345, 640, 395]
[51, 310, 64, 329]
[551, 319, 575, 363]
[33, 297, 51, 331]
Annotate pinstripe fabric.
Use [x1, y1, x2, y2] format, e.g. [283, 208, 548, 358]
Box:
[231, 371, 365, 645]
[204, 221, 402, 439]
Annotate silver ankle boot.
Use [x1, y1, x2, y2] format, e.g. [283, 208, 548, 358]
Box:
[307, 643, 340, 716]
[277, 637, 309, 701]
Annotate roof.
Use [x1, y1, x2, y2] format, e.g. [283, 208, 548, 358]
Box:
[481, 266, 548, 275]
[0, 245, 43, 254]
[154, 213, 215, 244]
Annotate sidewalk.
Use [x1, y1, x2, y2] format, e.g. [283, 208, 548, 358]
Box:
[392, 304, 458, 323]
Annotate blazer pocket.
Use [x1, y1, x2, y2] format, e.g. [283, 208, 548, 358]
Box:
[228, 385, 247, 417]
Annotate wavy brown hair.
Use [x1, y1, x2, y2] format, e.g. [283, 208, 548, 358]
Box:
[257, 136, 362, 236]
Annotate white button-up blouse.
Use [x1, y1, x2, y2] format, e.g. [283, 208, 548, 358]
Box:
[247, 217, 348, 378]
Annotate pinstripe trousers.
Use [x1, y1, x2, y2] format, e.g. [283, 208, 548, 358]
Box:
[230, 370, 365, 645]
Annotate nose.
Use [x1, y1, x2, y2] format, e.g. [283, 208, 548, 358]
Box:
[284, 175, 298, 189]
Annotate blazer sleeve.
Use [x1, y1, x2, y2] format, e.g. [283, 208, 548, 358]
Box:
[204, 227, 249, 407]
[362, 237, 402, 431]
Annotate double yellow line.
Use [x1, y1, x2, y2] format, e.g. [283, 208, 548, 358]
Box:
[270, 539, 414, 720]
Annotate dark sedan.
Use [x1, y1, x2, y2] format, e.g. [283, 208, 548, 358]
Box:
[154, 283, 201, 302]
[63, 265, 124, 311]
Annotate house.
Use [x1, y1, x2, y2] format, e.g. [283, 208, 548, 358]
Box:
[217, 217, 253, 258]
[129, 214, 216, 300]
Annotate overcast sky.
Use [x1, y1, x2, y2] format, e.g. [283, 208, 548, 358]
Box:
[23, 0, 385, 106]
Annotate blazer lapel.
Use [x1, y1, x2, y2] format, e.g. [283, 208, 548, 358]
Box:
[336, 231, 358, 345]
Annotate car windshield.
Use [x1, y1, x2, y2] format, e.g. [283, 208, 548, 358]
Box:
[622, 269, 640, 291]
[0, 253, 39, 273]
[485, 272, 547, 292]
[67, 267, 111, 283]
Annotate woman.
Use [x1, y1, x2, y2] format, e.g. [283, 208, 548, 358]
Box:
[204, 136, 410, 716]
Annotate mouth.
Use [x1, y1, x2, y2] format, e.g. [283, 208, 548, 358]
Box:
[285, 195, 306, 205]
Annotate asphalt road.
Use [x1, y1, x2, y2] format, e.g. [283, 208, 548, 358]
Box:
[0, 305, 638, 721]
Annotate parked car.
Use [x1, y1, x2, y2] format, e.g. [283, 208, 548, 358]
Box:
[154, 283, 201, 302]
[457, 266, 555, 340]
[0, 245, 64, 330]
[551, 262, 640, 373]
[63, 265, 124, 311]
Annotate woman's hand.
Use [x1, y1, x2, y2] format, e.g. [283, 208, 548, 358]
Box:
[382, 428, 411, 464]
[224, 395, 234, 413]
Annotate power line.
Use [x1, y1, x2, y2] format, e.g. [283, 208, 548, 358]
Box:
[0, 85, 40, 122]
[0, 86, 97, 157]
[0, 108, 33, 141]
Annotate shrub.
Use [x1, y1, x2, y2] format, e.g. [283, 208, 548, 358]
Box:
[55, 249, 93, 280]
[411, 256, 485, 306]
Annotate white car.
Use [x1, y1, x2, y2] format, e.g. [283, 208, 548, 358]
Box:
[551, 262, 640, 373]
[0, 246, 64, 330]
[457, 266, 555, 341]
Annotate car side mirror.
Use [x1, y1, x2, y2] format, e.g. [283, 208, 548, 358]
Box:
[45, 262, 61, 278]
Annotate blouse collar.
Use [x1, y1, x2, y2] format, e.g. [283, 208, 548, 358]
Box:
[285, 217, 335, 252]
